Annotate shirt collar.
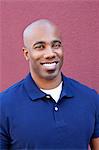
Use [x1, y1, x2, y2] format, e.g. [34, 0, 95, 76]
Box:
[23, 73, 74, 101]
[23, 73, 46, 101]
[60, 74, 74, 99]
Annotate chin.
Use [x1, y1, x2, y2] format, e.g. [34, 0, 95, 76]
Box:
[42, 70, 60, 80]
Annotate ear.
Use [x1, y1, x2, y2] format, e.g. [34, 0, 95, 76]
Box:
[22, 47, 29, 61]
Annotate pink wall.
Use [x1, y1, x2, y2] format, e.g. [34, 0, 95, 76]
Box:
[0, 0, 99, 92]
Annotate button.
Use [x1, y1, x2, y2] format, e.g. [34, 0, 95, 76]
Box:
[46, 95, 51, 99]
[55, 106, 59, 111]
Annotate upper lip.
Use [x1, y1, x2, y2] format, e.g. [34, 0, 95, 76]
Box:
[40, 61, 59, 65]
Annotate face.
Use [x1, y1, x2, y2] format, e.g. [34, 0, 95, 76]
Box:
[23, 24, 63, 81]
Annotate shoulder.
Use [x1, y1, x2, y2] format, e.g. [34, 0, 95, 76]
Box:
[63, 75, 99, 101]
[65, 76, 99, 112]
[0, 78, 25, 105]
[67, 76, 98, 93]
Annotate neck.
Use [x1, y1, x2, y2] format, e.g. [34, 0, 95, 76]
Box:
[31, 72, 62, 90]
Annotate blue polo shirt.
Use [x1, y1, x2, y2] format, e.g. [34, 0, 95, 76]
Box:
[0, 73, 99, 149]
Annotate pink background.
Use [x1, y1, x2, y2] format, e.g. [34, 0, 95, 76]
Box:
[0, 0, 99, 92]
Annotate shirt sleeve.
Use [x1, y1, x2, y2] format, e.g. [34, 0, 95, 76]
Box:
[0, 93, 11, 149]
[92, 92, 99, 138]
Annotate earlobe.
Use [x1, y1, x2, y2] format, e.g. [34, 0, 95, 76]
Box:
[22, 47, 29, 61]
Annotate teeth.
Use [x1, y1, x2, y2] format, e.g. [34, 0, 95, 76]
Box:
[43, 62, 56, 67]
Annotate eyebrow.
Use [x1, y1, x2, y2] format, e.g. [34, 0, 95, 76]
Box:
[51, 40, 61, 44]
[33, 41, 45, 47]
[33, 40, 62, 47]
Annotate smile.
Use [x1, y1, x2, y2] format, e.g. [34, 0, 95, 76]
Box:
[41, 61, 58, 65]
[43, 62, 56, 67]
[41, 61, 58, 70]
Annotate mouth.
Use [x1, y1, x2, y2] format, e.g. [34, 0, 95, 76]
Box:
[41, 61, 59, 70]
[41, 61, 58, 65]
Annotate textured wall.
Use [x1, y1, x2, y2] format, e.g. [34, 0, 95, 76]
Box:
[0, 0, 99, 92]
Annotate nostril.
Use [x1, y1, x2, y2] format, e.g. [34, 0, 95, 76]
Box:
[44, 54, 56, 59]
[44, 52, 56, 59]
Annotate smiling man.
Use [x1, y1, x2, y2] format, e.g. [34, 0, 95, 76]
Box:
[23, 19, 63, 90]
[0, 19, 99, 149]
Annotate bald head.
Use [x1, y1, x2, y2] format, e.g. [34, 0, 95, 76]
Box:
[23, 19, 61, 49]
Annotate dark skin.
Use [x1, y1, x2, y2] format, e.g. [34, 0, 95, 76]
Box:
[23, 19, 99, 149]
[90, 138, 99, 150]
[23, 21, 63, 89]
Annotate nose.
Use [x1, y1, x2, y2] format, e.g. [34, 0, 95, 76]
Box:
[43, 47, 56, 59]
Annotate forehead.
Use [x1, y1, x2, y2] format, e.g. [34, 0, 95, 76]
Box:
[28, 24, 61, 45]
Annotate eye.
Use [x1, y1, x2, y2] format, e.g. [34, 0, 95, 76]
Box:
[34, 44, 45, 50]
[52, 42, 62, 49]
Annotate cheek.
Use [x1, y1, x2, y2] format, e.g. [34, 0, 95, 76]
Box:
[58, 49, 64, 59]
[29, 52, 41, 61]
[29, 53, 43, 70]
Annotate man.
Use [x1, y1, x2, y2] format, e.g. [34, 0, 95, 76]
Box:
[0, 19, 99, 149]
